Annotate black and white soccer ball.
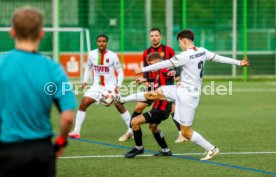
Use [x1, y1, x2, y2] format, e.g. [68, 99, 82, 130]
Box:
[100, 90, 115, 106]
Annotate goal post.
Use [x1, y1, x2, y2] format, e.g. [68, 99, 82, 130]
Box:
[0, 27, 91, 80]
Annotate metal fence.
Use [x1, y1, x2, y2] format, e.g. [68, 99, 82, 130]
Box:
[0, 0, 275, 76]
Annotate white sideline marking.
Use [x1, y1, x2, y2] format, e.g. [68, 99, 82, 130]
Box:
[60, 151, 276, 159]
[232, 89, 276, 92]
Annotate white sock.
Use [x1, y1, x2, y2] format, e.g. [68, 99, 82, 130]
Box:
[121, 110, 131, 128]
[190, 131, 215, 151]
[121, 92, 147, 103]
[178, 131, 182, 136]
[127, 128, 133, 134]
[162, 148, 170, 152]
[73, 110, 86, 133]
[135, 146, 143, 150]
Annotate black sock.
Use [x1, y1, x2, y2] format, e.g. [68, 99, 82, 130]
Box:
[171, 113, 181, 131]
[132, 111, 141, 118]
[153, 131, 168, 149]
[133, 129, 143, 147]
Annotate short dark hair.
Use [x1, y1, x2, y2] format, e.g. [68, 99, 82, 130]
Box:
[177, 30, 194, 41]
[147, 52, 162, 62]
[150, 27, 161, 34]
[96, 34, 108, 42]
[12, 6, 43, 41]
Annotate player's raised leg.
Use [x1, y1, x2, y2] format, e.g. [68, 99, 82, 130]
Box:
[115, 88, 166, 104]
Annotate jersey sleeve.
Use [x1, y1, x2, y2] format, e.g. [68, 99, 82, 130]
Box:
[204, 49, 216, 61]
[83, 52, 94, 82]
[52, 63, 77, 112]
[169, 53, 187, 68]
[87, 52, 94, 68]
[204, 48, 241, 65]
[142, 60, 173, 73]
[113, 54, 122, 69]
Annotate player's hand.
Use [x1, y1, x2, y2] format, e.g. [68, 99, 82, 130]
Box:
[134, 68, 143, 74]
[240, 59, 250, 66]
[82, 82, 88, 89]
[115, 86, 120, 94]
[167, 70, 176, 77]
[55, 147, 65, 157]
[136, 78, 147, 85]
[144, 82, 149, 87]
[54, 136, 67, 157]
[174, 76, 181, 81]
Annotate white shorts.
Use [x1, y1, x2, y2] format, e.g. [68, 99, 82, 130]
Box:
[161, 85, 200, 126]
[84, 85, 116, 104]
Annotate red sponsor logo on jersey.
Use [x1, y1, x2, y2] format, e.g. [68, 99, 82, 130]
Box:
[94, 65, 110, 73]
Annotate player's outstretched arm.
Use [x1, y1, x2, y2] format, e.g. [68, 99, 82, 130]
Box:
[115, 67, 124, 93]
[206, 50, 250, 66]
[135, 60, 173, 74]
[209, 54, 241, 65]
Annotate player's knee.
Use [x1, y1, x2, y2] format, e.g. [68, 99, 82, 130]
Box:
[144, 92, 152, 100]
[134, 105, 145, 113]
[144, 92, 157, 100]
[115, 103, 126, 113]
[79, 100, 92, 111]
[148, 124, 158, 133]
[182, 132, 191, 140]
[131, 119, 140, 131]
[182, 130, 193, 140]
[181, 127, 193, 140]
[79, 103, 88, 111]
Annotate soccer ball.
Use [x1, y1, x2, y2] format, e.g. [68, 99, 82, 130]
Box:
[100, 90, 114, 106]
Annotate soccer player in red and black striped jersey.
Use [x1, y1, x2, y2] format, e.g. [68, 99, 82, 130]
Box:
[121, 27, 187, 143]
[142, 28, 175, 82]
[117, 52, 174, 158]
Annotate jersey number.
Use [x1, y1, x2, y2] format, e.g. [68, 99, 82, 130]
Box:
[198, 61, 204, 78]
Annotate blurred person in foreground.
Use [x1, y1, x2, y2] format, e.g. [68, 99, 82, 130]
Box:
[0, 6, 77, 177]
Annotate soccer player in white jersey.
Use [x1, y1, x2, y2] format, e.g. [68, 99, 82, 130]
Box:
[69, 34, 132, 141]
[116, 30, 249, 160]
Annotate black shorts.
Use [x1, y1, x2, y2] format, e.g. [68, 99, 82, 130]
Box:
[0, 138, 55, 177]
[143, 108, 171, 124]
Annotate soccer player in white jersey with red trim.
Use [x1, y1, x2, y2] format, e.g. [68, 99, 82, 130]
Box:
[116, 30, 249, 160]
[69, 34, 132, 141]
